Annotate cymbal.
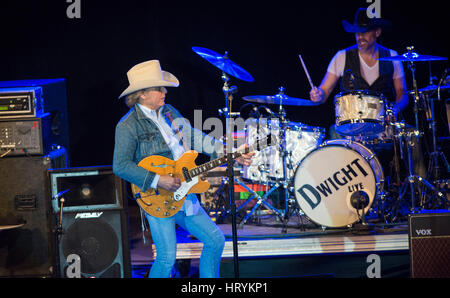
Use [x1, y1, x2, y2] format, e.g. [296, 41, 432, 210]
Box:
[379, 52, 448, 62]
[192, 47, 254, 82]
[0, 223, 24, 231]
[418, 84, 450, 93]
[243, 94, 320, 106]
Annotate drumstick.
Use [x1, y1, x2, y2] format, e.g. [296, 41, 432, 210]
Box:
[298, 54, 315, 89]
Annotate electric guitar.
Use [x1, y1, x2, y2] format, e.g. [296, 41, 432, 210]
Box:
[131, 136, 272, 218]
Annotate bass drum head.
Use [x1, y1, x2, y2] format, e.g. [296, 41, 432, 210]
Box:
[294, 142, 379, 227]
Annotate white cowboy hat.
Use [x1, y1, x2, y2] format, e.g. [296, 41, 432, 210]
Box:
[118, 60, 179, 99]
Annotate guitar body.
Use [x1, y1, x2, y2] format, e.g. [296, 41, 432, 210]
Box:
[131, 150, 210, 218]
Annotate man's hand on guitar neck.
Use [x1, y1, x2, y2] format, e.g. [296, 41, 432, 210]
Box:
[157, 175, 182, 192]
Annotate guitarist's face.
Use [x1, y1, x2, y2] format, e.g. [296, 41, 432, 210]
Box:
[139, 87, 168, 110]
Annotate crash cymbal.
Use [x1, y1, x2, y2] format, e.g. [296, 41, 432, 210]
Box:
[379, 52, 447, 62]
[192, 46, 254, 82]
[243, 94, 320, 106]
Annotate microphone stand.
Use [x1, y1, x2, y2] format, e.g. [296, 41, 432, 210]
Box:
[52, 191, 68, 277]
[221, 71, 240, 278]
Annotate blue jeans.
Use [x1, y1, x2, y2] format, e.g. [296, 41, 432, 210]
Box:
[145, 207, 225, 278]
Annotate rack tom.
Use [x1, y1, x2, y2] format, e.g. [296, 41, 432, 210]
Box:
[335, 90, 386, 136]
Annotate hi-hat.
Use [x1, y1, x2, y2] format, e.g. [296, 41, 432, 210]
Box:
[192, 46, 254, 82]
[379, 52, 447, 62]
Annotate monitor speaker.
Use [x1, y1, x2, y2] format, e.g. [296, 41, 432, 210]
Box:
[409, 212, 450, 278]
[58, 209, 130, 278]
[48, 166, 131, 278]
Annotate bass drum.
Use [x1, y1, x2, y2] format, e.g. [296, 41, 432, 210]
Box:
[293, 140, 384, 227]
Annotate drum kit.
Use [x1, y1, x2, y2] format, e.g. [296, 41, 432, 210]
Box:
[193, 45, 449, 231]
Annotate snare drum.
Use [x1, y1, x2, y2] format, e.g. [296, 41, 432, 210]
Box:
[335, 90, 386, 136]
[243, 119, 325, 183]
[293, 139, 384, 227]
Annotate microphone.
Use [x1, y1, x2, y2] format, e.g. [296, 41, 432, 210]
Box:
[438, 68, 449, 87]
[250, 105, 261, 118]
[350, 191, 370, 210]
[345, 69, 355, 91]
[225, 85, 238, 94]
[53, 189, 69, 200]
[258, 105, 278, 118]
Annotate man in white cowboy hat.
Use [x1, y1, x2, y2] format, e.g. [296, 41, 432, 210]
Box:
[113, 60, 253, 278]
[309, 7, 408, 119]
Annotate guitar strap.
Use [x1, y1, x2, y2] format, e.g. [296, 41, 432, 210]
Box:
[164, 111, 190, 152]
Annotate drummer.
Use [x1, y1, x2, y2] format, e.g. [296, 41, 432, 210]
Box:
[309, 7, 408, 138]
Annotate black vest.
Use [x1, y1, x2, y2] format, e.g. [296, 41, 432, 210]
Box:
[340, 45, 395, 101]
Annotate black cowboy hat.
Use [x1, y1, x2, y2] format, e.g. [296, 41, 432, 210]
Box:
[342, 7, 392, 33]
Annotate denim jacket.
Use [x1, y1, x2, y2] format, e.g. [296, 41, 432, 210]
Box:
[113, 104, 223, 192]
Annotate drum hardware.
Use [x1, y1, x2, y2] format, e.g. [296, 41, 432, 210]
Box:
[379, 47, 448, 215]
[238, 93, 293, 232]
[234, 178, 285, 229]
[237, 116, 286, 226]
[193, 46, 256, 277]
[277, 93, 293, 233]
[422, 68, 450, 183]
[349, 190, 376, 233]
[397, 130, 446, 212]
[240, 87, 324, 232]
[242, 87, 321, 106]
[378, 46, 448, 131]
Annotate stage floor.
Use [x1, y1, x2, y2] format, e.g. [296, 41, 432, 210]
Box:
[127, 201, 412, 278]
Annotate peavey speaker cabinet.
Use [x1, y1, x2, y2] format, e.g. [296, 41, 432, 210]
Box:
[409, 212, 450, 278]
[48, 166, 131, 278]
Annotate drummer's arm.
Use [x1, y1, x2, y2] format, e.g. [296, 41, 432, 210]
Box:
[310, 72, 339, 103]
[393, 76, 409, 113]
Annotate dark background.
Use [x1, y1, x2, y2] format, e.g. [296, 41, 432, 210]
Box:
[0, 0, 448, 167]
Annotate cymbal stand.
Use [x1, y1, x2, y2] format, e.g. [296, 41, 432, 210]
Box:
[276, 87, 294, 233]
[397, 47, 444, 211]
[235, 178, 284, 228]
[405, 46, 421, 131]
[221, 71, 240, 277]
[235, 117, 285, 228]
[236, 87, 297, 232]
[397, 130, 445, 212]
[424, 83, 450, 182]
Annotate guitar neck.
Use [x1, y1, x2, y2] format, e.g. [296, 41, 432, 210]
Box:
[188, 136, 270, 178]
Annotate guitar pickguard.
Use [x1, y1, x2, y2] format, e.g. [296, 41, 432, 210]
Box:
[174, 176, 199, 201]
